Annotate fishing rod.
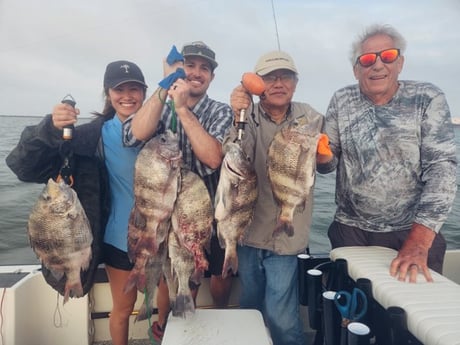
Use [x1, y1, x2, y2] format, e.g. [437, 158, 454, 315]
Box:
[235, 0, 280, 141]
[57, 94, 76, 186]
[271, 0, 281, 50]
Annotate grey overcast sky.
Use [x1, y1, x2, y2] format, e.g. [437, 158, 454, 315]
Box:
[0, 0, 459, 119]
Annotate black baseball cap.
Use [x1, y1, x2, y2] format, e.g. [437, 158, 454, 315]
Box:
[181, 41, 218, 70]
[103, 60, 147, 89]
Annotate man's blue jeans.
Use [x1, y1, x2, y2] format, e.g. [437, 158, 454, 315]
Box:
[237, 245, 305, 345]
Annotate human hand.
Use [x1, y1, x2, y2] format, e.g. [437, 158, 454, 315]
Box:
[389, 223, 436, 283]
[167, 78, 189, 110]
[230, 85, 251, 124]
[51, 103, 79, 130]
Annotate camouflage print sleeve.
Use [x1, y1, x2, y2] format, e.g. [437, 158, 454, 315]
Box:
[414, 87, 457, 232]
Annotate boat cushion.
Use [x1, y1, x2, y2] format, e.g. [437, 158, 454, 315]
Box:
[330, 246, 460, 345]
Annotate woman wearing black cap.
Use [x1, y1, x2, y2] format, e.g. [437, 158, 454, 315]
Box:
[6, 60, 148, 345]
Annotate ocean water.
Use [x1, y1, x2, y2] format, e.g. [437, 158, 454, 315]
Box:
[1, 115, 459, 265]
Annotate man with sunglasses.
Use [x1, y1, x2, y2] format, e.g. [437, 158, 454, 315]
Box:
[319, 24, 457, 283]
[227, 50, 329, 345]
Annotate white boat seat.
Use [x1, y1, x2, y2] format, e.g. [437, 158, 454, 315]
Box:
[330, 246, 460, 345]
[162, 309, 272, 345]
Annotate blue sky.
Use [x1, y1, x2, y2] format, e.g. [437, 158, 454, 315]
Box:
[0, 0, 459, 119]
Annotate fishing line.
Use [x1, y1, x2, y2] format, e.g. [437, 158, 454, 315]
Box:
[157, 86, 177, 133]
[271, 0, 281, 50]
[144, 286, 155, 344]
[53, 291, 63, 328]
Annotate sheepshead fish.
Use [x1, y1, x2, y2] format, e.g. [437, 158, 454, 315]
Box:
[28, 178, 92, 303]
[267, 117, 319, 237]
[168, 168, 213, 317]
[171, 168, 213, 276]
[126, 130, 182, 292]
[167, 230, 196, 318]
[215, 142, 257, 278]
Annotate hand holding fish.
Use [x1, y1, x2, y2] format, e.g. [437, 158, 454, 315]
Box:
[51, 103, 79, 130]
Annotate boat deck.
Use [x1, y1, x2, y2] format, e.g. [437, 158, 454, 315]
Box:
[95, 340, 150, 345]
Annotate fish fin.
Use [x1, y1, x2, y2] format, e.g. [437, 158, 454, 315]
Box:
[123, 274, 138, 294]
[214, 194, 226, 220]
[124, 256, 147, 293]
[130, 207, 146, 228]
[222, 248, 238, 279]
[64, 280, 84, 304]
[135, 302, 155, 322]
[190, 269, 204, 286]
[216, 228, 226, 249]
[273, 220, 294, 237]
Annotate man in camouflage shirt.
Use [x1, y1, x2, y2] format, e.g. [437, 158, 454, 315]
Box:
[319, 24, 457, 283]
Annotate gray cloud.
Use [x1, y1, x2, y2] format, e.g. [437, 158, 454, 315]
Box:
[0, 0, 459, 118]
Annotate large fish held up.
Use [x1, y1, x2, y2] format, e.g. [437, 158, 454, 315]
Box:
[126, 129, 182, 292]
[267, 117, 319, 237]
[169, 168, 213, 317]
[215, 142, 257, 278]
[28, 178, 92, 303]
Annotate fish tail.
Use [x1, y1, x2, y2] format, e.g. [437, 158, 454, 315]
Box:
[172, 293, 195, 318]
[135, 302, 153, 322]
[135, 304, 147, 322]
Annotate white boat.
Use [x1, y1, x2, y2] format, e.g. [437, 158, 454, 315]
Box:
[1, 248, 460, 345]
[0, 261, 259, 345]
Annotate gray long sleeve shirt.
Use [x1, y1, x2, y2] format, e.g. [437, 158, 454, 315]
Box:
[320, 80, 457, 233]
[224, 102, 324, 254]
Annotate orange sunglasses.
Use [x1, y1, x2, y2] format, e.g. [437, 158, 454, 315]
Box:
[356, 48, 400, 67]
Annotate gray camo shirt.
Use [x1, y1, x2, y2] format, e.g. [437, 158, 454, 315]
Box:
[319, 80, 457, 233]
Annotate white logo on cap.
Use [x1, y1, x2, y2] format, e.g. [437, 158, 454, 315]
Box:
[120, 64, 130, 73]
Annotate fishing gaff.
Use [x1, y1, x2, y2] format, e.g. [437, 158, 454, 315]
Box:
[236, 73, 265, 141]
[57, 94, 76, 186]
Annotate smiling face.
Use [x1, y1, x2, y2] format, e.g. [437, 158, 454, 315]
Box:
[183, 56, 214, 99]
[108, 82, 145, 121]
[261, 69, 298, 107]
[353, 34, 404, 105]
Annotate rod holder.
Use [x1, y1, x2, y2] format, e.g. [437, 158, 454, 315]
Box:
[307, 268, 323, 330]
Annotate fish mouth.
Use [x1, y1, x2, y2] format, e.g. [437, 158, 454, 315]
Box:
[160, 151, 182, 161]
[224, 158, 245, 178]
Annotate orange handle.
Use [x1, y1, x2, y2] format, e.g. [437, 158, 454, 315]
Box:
[241, 72, 265, 96]
[317, 134, 333, 157]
